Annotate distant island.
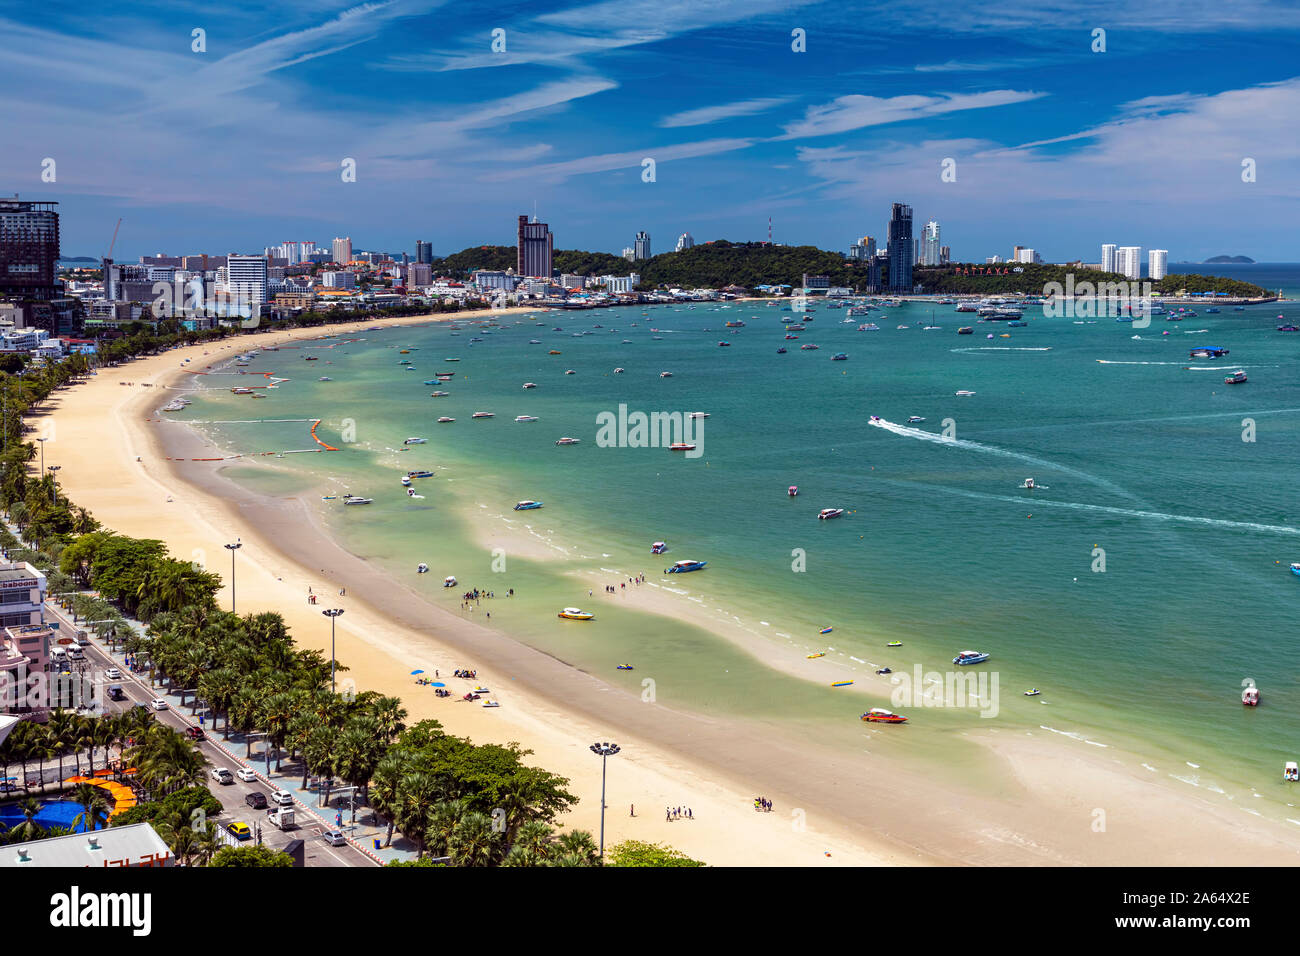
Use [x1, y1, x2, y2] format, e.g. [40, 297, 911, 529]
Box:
[60, 256, 99, 263]
[1203, 255, 1255, 264]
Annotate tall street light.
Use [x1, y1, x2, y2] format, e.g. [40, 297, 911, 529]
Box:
[322, 608, 344, 693]
[35, 436, 47, 478]
[589, 741, 620, 860]
[46, 464, 60, 505]
[223, 540, 242, 613]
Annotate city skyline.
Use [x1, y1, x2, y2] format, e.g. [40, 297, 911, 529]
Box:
[3, 2, 1298, 262]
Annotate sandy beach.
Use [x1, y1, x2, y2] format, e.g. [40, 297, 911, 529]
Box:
[40, 306, 1300, 866]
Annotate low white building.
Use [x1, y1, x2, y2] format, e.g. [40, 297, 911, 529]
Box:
[1, 823, 174, 868]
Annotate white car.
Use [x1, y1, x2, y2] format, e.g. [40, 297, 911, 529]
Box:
[236, 768, 258, 783]
[322, 829, 346, 847]
[270, 790, 294, 808]
[150, 698, 168, 711]
[104, 667, 122, 680]
[210, 768, 234, 785]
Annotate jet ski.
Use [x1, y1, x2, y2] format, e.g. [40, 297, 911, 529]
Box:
[616, 664, 635, 670]
[1024, 688, 1041, 697]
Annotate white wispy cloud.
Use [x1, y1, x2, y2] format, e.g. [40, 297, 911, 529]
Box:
[484, 138, 757, 182]
[659, 97, 795, 128]
[779, 90, 1047, 139]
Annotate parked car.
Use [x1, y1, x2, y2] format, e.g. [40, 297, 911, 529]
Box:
[226, 821, 251, 840]
[236, 768, 258, 783]
[245, 791, 268, 810]
[270, 790, 294, 807]
[185, 727, 206, 741]
[150, 698, 168, 711]
[104, 667, 122, 680]
[322, 829, 346, 847]
[210, 768, 234, 785]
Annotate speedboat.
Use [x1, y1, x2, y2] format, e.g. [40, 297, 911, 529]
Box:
[555, 437, 581, 445]
[1021, 478, 1035, 489]
[665, 559, 707, 573]
[401, 476, 412, 487]
[669, 442, 696, 451]
[831, 353, 848, 361]
[1286, 762, 1299, 782]
[529, 339, 542, 344]
[1224, 370, 1247, 384]
[515, 415, 539, 422]
[514, 500, 543, 511]
[437, 417, 455, 423]
[818, 508, 845, 520]
[788, 485, 798, 497]
[688, 412, 709, 419]
[1189, 346, 1228, 358]
[1243, 686, 1260, 706]
[444, 576, 457, 587]
[907, 416, 925, 424]
[472, 411, 494, 418]
[718, 341, 731, 347]
[651, 541, 668, 554]
[404, 437, 427, 445]
[614, 367, 625, 373]
[319, 376, 332, 382]
[342, 495, 373, 506]
[785, 334, 799, 340]
[430, 391, 450, 397]
[800, 343, 819, 350]
[955, 390, 976, 396]
[557, 608, 595, 620]
[416, 563, 429, 574]
[1024, 689, 1041, 697]
[953, 650, 990, 665]
[523, 382, 538, 389]
[407, 470, 434, 478]
[861, 709, 908, 724]
[616, 664, 635, 670]
[776, 347, 787, 353]
[857, 323, 879, 331]
[1290, 563, 1300, 577]
[957, 327, 973, 335]
[660, 371, 673, 378]
[1278, 325, 1299, 332]
[565, 369, 577, 374]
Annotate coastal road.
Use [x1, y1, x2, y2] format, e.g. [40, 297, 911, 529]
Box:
[43, 600, 378, 868]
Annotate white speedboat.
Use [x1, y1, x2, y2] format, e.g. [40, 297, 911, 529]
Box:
[472, 412, 494, 418]
[688, 412, 709, 419]
[523, 382, 538, 389]
[515, 415, 539, 422]
[437, 417, 455, 423]
[955, 390, 976, 396]
[404, 437, 427, 444]
[343, 495, 373, 506]
[818, 508, 845, 520]
[907, 416, 925, 423]
[555, 437, 581, 445]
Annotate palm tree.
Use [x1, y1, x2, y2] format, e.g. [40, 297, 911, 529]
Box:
[447, 811, 501, 867]
[168, 825, 199, 867]
[70, 782, 112, 832]
[8, 797, 44, 842]
[424, 798, 469, 859]
[193, 823, 221, 866]
[553, 830, 602, 866]
[261, 691, 297, 770]
[45, 710, 77, 782]
[369, 754, 406, 847]
[368, 696, 407, 744]
[197, 667, 240, 738]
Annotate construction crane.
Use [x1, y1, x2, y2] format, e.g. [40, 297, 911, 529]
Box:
[106, 217, 122, 259]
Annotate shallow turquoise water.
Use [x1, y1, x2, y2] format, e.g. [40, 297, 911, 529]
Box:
[174, 282, 1300, 806]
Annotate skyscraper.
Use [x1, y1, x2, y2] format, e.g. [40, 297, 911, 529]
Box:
[920, 220, 941, 266]
[675, 233, 694, 252]
[1101, 244, 1117, 273]
[1117, 246, 1142, 280]
[517, 215, 553, 277]
[634, 231, 651, 260]
[0, 197, 61, 300]
[332, 237, 352, 265]
[227, 254, 268, 304]
[1148, 249, 1168, 281]
[280, 241, 301, 264]
[886, 203, 914, 293]
[416, 240, 432, 265]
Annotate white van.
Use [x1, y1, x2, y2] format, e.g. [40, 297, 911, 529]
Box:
[66, 646, 84, 661]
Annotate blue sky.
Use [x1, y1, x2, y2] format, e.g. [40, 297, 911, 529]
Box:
[3, 0, 1299, 263]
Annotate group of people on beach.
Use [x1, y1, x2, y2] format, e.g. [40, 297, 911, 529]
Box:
[453, 668, 477, 679]
[666, 806, 693, 822]
[595, 575, 647, 596]
[754, 797, 774, 812]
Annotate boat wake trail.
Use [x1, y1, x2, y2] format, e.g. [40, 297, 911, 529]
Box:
[901, 482, 1300, 538]
[867, 418, 1138, 500]
[950, 347, 1053, 353]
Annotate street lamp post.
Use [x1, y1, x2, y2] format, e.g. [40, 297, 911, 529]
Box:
[36, 436, 47, 480]
[223, 540, 242, 613]
[322, 608, 344, 693]
[588, 742, 620, 860]
[47, 464, 60, 505]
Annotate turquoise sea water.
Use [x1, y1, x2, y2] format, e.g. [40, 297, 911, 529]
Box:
[172, 270, 1300, 812]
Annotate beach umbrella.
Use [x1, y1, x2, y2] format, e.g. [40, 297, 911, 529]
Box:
[430, 682, 445, 687]
[410, 669, 424, 675]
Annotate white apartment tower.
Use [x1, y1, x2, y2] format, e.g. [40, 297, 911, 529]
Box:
[676, 233, 695, 252]
[226, 254, 268, 303]
[920, 220, 941, 266]
[1148, 249, 1168, 281]
[1101, 244, 1117, 273]
[1116, 246, 1142, 280]
[332, 237, 353, 265]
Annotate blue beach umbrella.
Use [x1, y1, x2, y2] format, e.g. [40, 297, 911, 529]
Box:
[410, 669, 425, 675]
[430, 682, 445, 687]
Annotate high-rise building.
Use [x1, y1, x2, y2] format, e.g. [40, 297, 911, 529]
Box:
[920, 220, 941, 266]
[886, 203, 914, 293]
[517, 215, 553, 277]
[0, 197, 61, 301]
[1148, 249, 1168, 281]
[622, 247, 635, 261]
[940, 245, 950, 265]
[1014, 248, 1035, 264]
[226, 254, 269, 303]
[675, 233, 694, 252]
[1101, 244, 1117, 274]
[321, 271, 356, 289]
[279, 241, 301, 264]
[1117, 246, 1142, 280]
[332, 237, 352, 265]
[634, 231, 651, 261]
[416, 240, 432, 265]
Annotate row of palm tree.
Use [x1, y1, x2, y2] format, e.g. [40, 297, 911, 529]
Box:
[0, 706, 156, 789]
